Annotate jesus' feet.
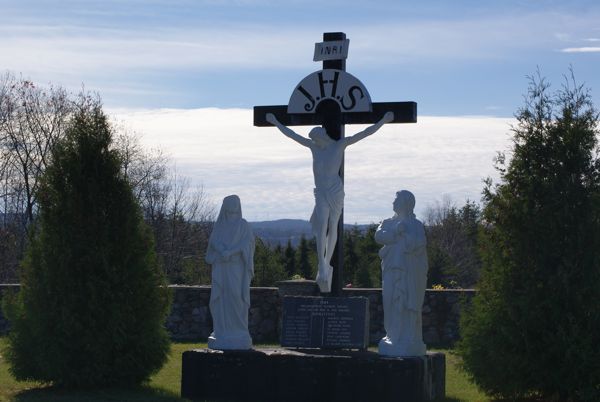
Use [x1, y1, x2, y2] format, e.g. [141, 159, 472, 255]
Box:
[316, 264, 333, 293]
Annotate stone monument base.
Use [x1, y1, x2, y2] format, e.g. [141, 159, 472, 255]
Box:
[181, 348, 445, 402]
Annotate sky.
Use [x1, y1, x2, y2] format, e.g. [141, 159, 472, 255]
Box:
[1, 0, 599, 223]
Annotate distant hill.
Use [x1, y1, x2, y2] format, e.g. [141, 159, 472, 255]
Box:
[250, 219, 312, 247]
[250, 219, 374, 247]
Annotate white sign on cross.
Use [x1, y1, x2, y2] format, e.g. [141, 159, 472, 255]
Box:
[313, 39, 350, 61]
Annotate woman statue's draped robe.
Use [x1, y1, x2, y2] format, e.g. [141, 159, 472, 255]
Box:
[206, 195, 255, 350]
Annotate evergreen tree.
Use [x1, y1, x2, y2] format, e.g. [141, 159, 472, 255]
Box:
[425, 201, 482, 288]
[307, 237, 318, 278]
[458, 72, 600, 400]
[426, 243, 453, 288]
[252, 238, 287, 286]
[355, 225, 380, 287]
[3, 103, 170, 387]
[297, 235, 312, 279]
[354, 263, 375, 288]
[343, 227, 360, 286]
[283, 239, 296, 277]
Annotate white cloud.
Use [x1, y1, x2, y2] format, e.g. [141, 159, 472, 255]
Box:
[560, 47, 600, 53]
[108, 107, 514, 223]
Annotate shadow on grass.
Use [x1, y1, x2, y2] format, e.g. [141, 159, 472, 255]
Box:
[11, 385, 187, 402]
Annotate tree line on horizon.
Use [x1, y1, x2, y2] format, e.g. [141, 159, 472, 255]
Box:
[250, 199, 481, 290]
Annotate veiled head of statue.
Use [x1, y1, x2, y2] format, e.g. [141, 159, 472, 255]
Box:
[220, 195, 242, 221]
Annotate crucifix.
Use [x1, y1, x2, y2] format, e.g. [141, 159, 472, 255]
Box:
[254, 32, 417, 296]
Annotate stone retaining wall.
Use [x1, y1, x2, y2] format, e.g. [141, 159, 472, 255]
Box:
[342, 287, 475, 346]
[0, 283, 474, 346]
[165, 285, 281, 343]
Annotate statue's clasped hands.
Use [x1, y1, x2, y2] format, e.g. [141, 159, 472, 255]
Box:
[396, 221, 406, 236]
[216, 243, 234, 260]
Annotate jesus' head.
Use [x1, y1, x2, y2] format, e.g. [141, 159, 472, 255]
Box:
[309, 127, 334, 147]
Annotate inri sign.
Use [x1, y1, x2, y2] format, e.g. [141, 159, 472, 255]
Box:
[313, 39, 350, 62]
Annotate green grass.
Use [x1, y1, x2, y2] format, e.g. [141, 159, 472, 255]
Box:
[0, 339, 200, 402]
[1, 338, 488, 401]
[441, 349, 488, 402]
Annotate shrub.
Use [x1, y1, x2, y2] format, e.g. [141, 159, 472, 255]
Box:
[458, 72, 600, 400]
[4, 102, 170, 387]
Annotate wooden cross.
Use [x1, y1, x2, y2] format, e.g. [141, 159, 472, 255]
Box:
[253, 32, 417, 296]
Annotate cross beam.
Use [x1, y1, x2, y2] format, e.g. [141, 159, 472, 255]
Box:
[254, 102, 417, 127]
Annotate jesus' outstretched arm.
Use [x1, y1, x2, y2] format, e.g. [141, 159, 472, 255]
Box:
[344, 111, 394, 147]
[266, 113, 312, 148]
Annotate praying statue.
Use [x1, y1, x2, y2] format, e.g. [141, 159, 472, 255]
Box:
[266, 111, 394, 293]
[375, 190, 428, 356]
[206, 195, 255, 350]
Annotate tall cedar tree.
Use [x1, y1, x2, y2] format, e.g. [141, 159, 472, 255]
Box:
[283, 240, 296, 277]
[297, 235, 312, 279]
[3, 103, 170, 387]
[458, 73, 600, 400]
[252, 238, 287, 286]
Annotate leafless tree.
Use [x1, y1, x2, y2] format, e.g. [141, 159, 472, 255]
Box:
[0, 73, 80, 281]
[1, 73, 216, 283]
[113, 128, 170, 219]
[0, 74, 72, 225]
[424, 197, 482, 288]
[156, 174, 215, 283]
[113, 125, 216, 284]
[0, 72, 8, 124]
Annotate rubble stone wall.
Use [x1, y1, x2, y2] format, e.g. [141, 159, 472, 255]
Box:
[0, 284, 474, 346]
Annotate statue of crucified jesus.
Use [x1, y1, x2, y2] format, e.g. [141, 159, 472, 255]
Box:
[266, 111, 394, 292]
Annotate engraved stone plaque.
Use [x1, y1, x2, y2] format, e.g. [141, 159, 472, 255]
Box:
[281, 296, 369, 349]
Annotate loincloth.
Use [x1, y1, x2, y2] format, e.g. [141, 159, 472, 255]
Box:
[310, 180, 345, 234]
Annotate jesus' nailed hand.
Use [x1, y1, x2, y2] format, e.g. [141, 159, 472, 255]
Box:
[266, 111, 394, 293]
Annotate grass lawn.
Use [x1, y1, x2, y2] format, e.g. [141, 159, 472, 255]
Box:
[0, 339, 198, 402]
[441, 349, 488, 402]
[1, 338, 487, 401]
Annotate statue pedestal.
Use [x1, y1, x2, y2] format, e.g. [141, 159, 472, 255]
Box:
[181, 348, 445, 402]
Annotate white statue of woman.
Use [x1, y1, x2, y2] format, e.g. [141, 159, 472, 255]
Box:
[375, 190, 428, 356]
[266, 111, 394, 293]
[206, 195, 255, 350]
